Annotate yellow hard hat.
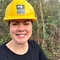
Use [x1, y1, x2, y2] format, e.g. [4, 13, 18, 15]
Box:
[4, 0, 37, 22]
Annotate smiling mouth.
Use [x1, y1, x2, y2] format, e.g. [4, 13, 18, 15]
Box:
[16, 34, 27, 38]
[16, 34, 26, 36]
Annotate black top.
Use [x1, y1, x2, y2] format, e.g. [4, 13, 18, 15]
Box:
[0, 40, 48, 60]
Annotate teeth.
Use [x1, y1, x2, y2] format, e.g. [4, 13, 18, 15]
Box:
[19, 35, 25, 36]
[16, 34, 25, 36]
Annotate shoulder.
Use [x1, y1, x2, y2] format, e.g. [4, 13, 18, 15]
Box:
[0, 43, 7, 55]
[28, 40, 48, 60]
[0, 44, 6, 60]
[0, 43, 6, 50]
[28, 40, 42, 51]
[28, 40, 40, 47]
[0, 43, 10, 60]
[0, 51, 8, 60]
[0, 51, 5, 60]
[0, 43, 6, 53]
[28, 40, 38, 45]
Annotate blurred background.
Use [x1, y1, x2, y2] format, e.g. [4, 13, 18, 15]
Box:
[0, 0, 60, 60]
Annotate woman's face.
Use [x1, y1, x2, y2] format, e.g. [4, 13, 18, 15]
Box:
[9, 20, 32, 44]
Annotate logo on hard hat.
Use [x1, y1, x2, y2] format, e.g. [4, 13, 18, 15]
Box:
[16, 5, 25, 14]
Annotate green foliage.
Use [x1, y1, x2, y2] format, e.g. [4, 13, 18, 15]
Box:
[33, 0, 60, 59]
[0, 33, 11, 45]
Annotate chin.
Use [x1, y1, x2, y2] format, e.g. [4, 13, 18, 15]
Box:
[16, 39, 28, 44]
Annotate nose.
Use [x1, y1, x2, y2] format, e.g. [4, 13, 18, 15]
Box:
[17, 23, 25, 32]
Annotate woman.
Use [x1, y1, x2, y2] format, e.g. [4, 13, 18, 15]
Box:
[0, 0, 48, 60]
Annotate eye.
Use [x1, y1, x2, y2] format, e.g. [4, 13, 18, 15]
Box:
[12, 23, 18, 25]
[11, 21, 19, 25]
[24, 22, 30, 25]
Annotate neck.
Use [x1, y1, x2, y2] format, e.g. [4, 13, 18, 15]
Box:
[6, 40, 29, 55]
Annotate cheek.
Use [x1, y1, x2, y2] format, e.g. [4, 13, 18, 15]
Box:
[9, 27, 16, 35]
[27, 26, 32, 34]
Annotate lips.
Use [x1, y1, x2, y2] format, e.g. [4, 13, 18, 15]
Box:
[16, 34, 26, 39]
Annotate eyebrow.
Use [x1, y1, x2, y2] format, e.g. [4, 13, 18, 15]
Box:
[23, 20, 33, 23]
[13, 20, 32, 22]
